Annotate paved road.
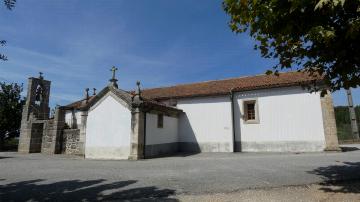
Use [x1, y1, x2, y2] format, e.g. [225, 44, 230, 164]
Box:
[1, 145, 360, 201]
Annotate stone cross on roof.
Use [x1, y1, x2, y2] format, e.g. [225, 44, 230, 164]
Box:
[111, 66, 118, 80]
[109, 66, 118, 88]
[39, 72, 43, 79]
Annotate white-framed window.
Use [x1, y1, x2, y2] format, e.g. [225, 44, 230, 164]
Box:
[157, 114, 164, 128]
[243, 99, 259, 124]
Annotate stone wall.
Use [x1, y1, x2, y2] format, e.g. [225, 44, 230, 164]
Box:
[62, 129, 82, 155]
[41, 108, 65, 154]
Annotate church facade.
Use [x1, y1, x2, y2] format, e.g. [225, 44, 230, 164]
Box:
[18, 70, 340, 160]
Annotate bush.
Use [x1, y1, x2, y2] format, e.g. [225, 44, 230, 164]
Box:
[1, 138, 18, 151]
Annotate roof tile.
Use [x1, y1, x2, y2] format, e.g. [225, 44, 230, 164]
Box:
[141, 72, 321, 100]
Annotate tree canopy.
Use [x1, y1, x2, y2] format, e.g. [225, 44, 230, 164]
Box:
[223, 0, 360, 92]
[0, 82, 24, 148]
[4, 0, 16, 10]
[1, 0, 16, 61]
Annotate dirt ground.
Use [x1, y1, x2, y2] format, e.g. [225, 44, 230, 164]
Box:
[176, 181, 360, 202]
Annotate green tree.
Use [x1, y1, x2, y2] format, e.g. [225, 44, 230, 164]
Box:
[223, 0, 360, 92]
[0, 82, 24, 149]
[334, 105, 360, 140]
[1, 0, 16, 61]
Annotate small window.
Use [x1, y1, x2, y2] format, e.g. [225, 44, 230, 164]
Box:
[157, 114, 164, 128]
[244, 100, 259, 124]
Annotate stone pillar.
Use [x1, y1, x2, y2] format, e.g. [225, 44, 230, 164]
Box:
[18, 106, 33, 153]
[128, 108, 145, 160]
[78, 111, 88, 156]
[320, 91, 341, 151]
[346, 89, 359, 139]
[54, 107, 65, 154]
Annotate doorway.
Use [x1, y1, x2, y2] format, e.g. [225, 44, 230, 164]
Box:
[29, 123, 44, 153]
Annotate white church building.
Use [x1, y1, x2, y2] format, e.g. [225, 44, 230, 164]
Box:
[62, 69, 340, 160]
[18, 69, 340, 160]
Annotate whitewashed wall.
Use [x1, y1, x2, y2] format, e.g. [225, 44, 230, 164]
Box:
[177, 96, 233, 152]
[144, 112, 179, 157]
[146, 113, 178, 145]
[65, 110, 72, 126]
[234, 86, 326, 152]
[65, 110, 82, 128]
[85, 93, 131, 159]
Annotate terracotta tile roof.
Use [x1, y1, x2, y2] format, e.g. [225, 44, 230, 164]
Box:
[141, 72, 322, 100]
[63, 71, 322, 110]
[64, 96, 96, 109]
[141, 97, 182, 113]
[63, 87, 182, 113]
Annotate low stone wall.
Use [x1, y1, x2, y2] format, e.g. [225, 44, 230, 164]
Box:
[62, 129, 82, 155]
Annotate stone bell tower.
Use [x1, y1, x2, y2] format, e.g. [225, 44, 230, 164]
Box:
[18, 73, 51, 153]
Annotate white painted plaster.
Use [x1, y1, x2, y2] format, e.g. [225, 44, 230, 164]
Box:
[145, 113, 178, 145]
[85, 93, 131, 159]
[177, 96, 233, 152]
[65, 110, 82, 129]
[234, 86, 326, 152]
[65, 110, 72, 126]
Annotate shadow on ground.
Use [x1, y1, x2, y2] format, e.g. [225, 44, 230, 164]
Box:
[309, 162, 360, 194]
[340, 146, 360, 152]
[0, 179, 178, 201]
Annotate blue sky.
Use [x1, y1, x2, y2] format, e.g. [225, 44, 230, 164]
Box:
[0, 0, 358, 107]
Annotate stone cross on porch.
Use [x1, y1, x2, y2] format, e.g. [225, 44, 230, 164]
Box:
[109, 66, 119, 88]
